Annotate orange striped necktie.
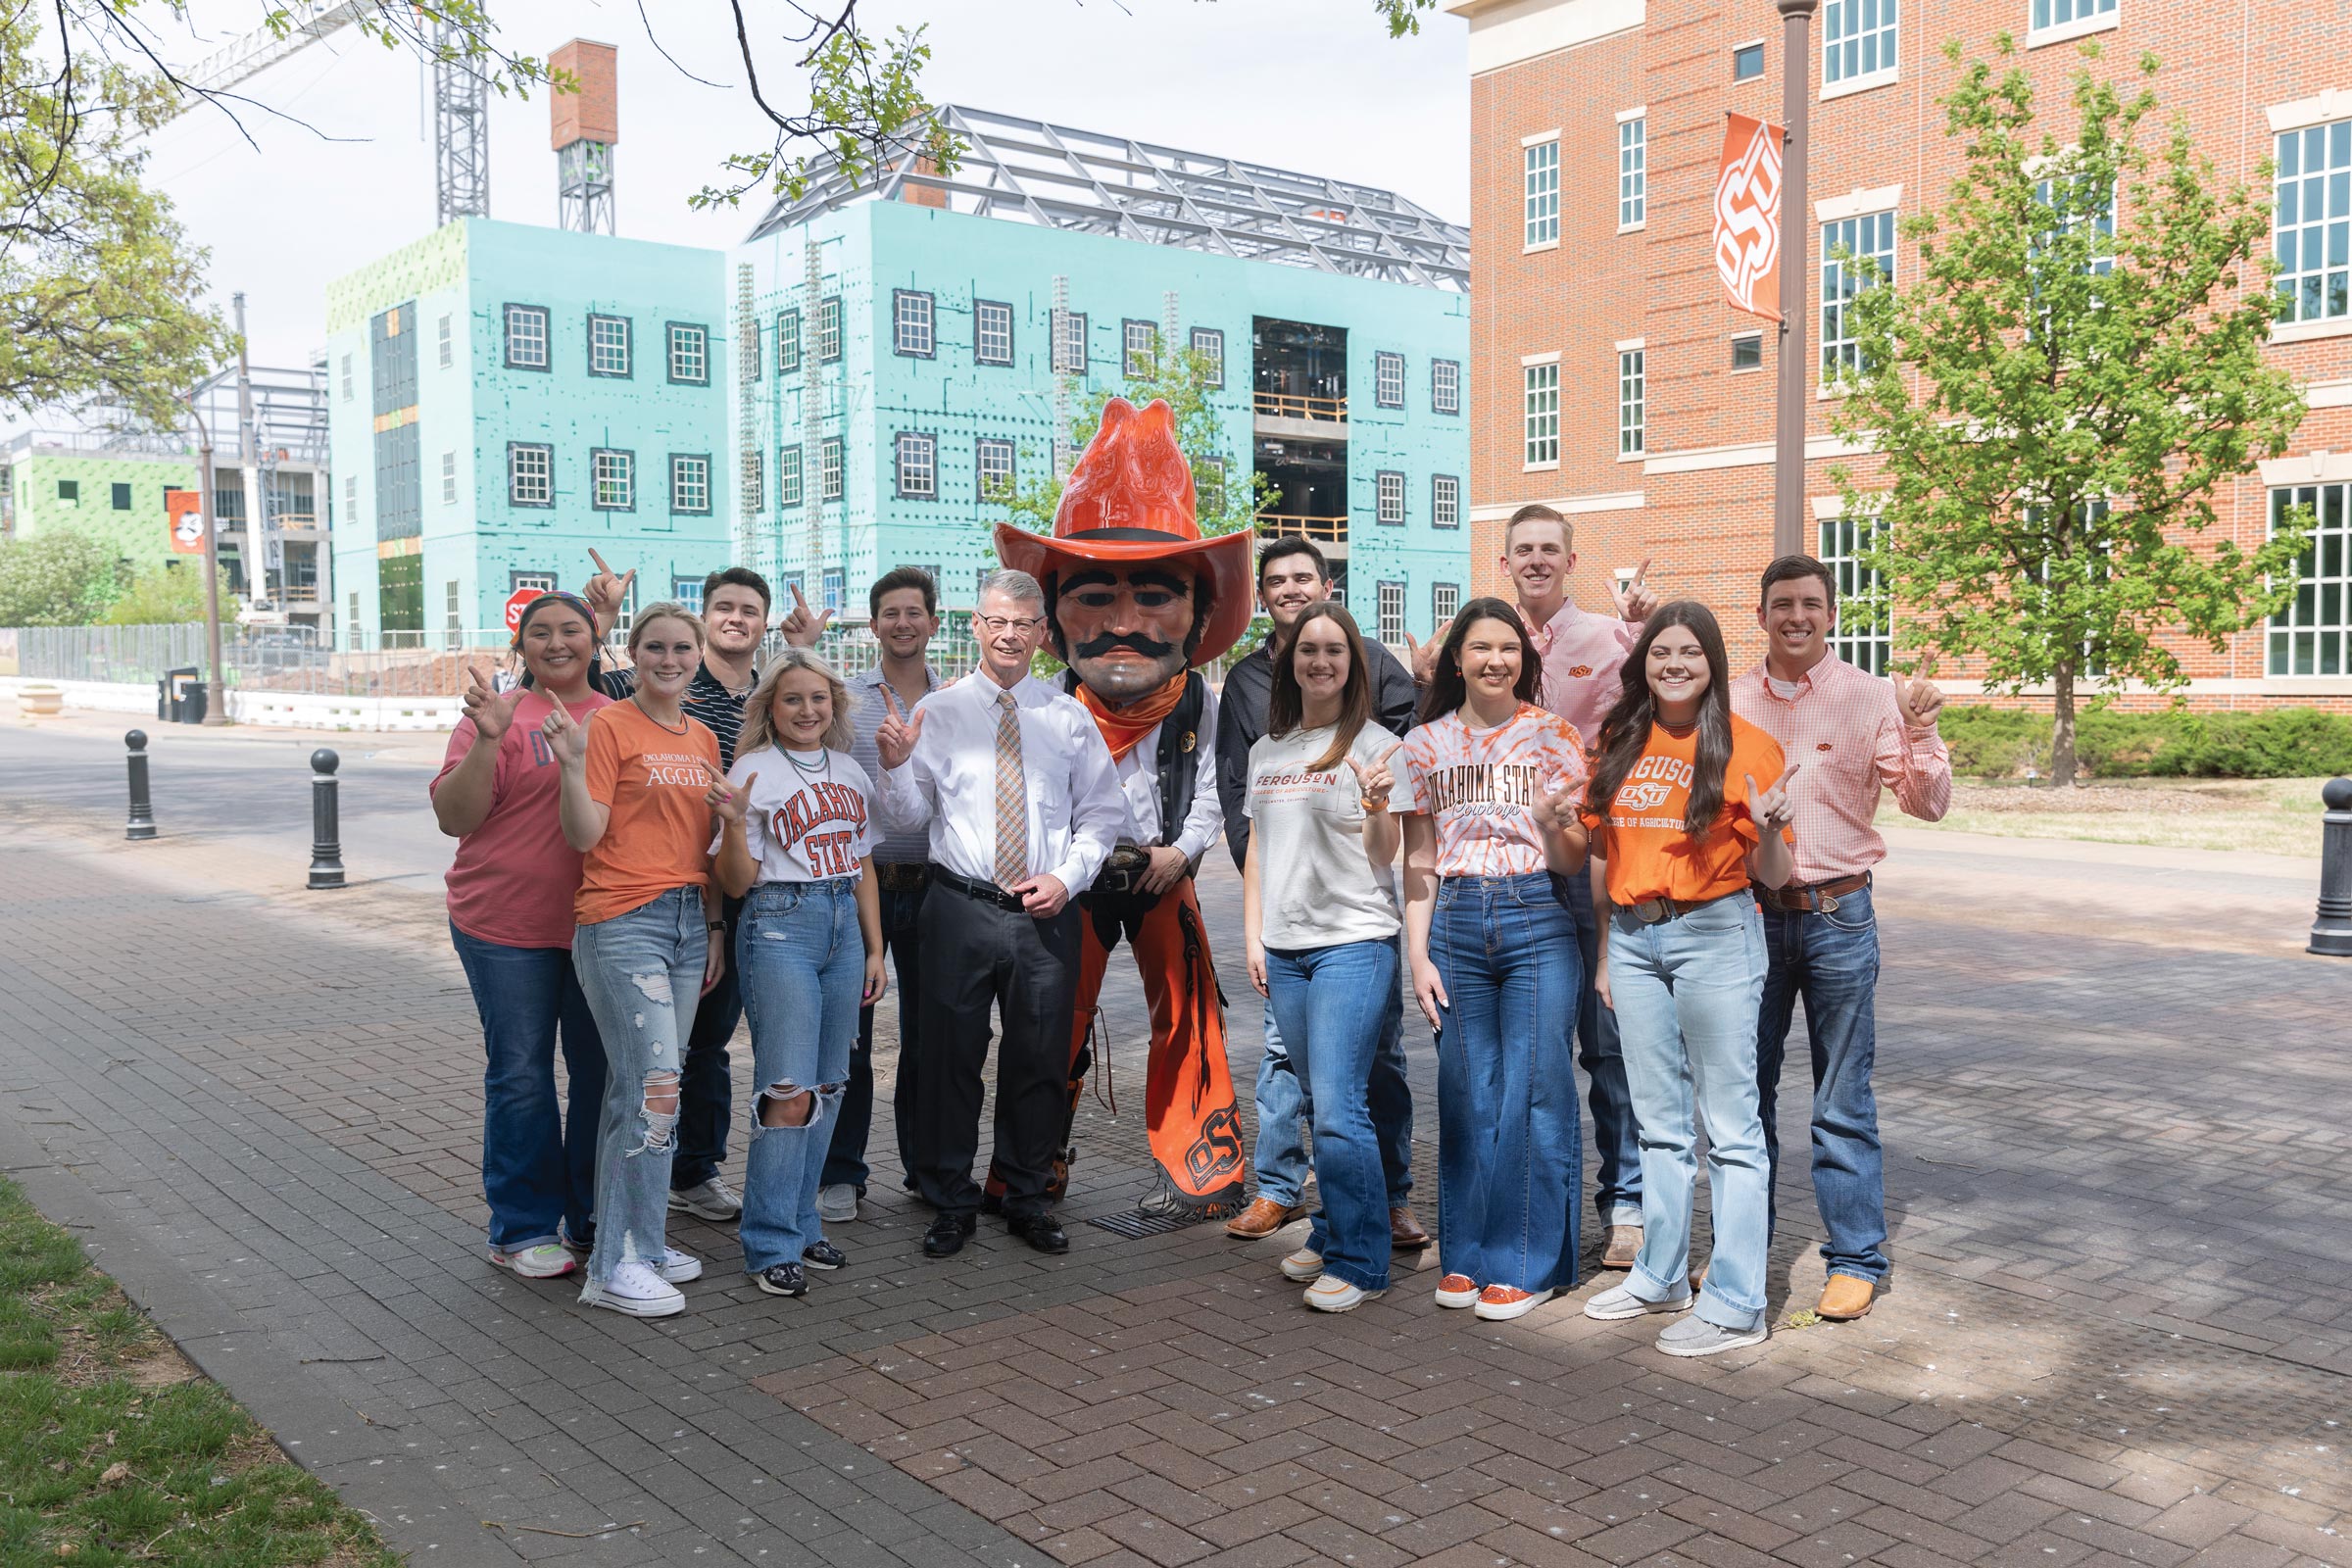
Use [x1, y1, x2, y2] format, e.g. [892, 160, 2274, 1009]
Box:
[993, 689, 1028, 890]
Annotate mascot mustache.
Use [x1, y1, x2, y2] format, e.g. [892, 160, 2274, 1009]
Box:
[1074, 632, 1177, 661]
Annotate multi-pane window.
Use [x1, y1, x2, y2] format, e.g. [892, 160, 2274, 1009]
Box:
[437, 315, 453, 368]
[1819, 515, 1890, 675]
[1823, 209, 1897, 378]
[440, 451, 458, 505]
[344, 474, 358, 517]
[671, 454, 711, 514]
[1196, 456, 1227, 516]
[1191, 327, 1224, 388]
[2275, 121, 2351, 325]
[975, 300, 1014, 366]
[508, 443, 553, 507]
[1824, 0, 1898, 86]
[2270, 481, 2351, 675]
[672, 577, 705, 613]
[741, 316, 762, 382]
[820, 437, 844, 502]
[588, 313, 631, 377]
[776, 308, 803, 373]
[976, 437, 1015, 502]
[1374, 351, 1405, 409]
[817, 295, 843, 363]
[1524, 363, 1560, 466]
[667, 322, 709, 385]
[504, 305, 549, 369]
[591, 448, 635, 511]
[1377, 580, 1405, 645]
[2031, 0, 2114, 30]
[1433, 582, 1461, 626]
[822, 568, 846, 612]
[1618, 349, 1645, 457]
[777, 444, 804, 507]
[1433, 474, 1461, 530]
[1619, 118, 1647, 227]
[743, 449, 763, 513]
[445, 580, 463, 651]
[1123, 318, 1158, 376]
[1377, 469, 1405, 524]
[1054, 310, 1088, 374]
[340, 354, 353, 400]
[894, 290, 935, 357]
[1524, 139, 1560, 247]
[1432, 359, 1461, 416]
[896, 432, 937, 499]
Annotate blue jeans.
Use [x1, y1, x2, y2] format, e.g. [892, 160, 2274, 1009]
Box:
[572, 887, 708, 1293]
[448, 924, 607, 1251]
[1428, 872, 1582, 1296]
[1758, 881, 1888, 1284]
[1265, 940, 1399, 1293]
[826, 878, 926, 1191]
[1607, 894, 1771, 1332]
[1560, 872, 1643, 1226]
[1250, 938, 1414, 1209]
[737, 880, 863, 1272]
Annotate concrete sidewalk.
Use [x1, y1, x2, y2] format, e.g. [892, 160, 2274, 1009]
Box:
[0, 780, 2345, 1568]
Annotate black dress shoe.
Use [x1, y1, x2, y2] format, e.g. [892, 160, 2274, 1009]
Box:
[1005, 1213, 1069, 1254]
[922, 1213, 976, 1257]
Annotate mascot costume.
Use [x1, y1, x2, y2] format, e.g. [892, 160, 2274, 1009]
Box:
[993, 397, 1253, 1216]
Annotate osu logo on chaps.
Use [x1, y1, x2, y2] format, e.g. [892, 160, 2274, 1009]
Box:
[1184, 1105, 1245, 1187]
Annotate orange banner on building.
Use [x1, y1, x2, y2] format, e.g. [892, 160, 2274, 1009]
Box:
[166, 489, 207, 555]
[1714, 113, 1786, 321]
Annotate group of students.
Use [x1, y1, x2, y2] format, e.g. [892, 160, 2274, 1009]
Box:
[433, 501, 1950, 1353]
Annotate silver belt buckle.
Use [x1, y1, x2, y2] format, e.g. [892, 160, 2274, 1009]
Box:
[1817, 892, 1840, 913]
[1634, 899, 1668, 924]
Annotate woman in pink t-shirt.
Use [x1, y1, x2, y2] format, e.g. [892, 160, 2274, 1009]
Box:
[430, 592, 612, 1282]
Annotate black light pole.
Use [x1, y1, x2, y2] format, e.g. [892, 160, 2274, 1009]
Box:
[182, 392, 229, 726]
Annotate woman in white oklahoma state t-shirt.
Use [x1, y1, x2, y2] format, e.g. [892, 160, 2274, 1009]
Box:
[1242, 602, 1405, 1315]
[710, 649, 884, 1301]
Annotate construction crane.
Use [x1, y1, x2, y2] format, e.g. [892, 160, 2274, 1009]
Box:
[163, 0, 489, 225]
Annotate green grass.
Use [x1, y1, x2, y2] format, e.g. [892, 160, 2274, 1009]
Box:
[0, 1177, 397, 1568]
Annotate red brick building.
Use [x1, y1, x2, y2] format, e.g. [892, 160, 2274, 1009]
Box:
[1446, 0, 2352, 709]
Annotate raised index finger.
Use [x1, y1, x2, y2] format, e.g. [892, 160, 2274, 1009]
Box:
[880, 686, 903, 719]
[588, 548, 612, 576]
[1380, 741, 1405, 764]
[1634, 556, 1653, 586]
[791, 581, 809, 612]
[1776, 762, 1802, 792]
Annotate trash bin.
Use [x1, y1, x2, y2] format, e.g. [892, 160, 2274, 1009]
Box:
[164, 666, 202, 723]
[178, 679, 208, 725]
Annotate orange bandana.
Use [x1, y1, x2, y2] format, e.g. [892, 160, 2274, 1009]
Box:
[1075, 673, 1187, 762]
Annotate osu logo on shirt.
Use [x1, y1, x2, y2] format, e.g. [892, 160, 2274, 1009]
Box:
[1617, 780, 1675, 811]
[1568, 663, 1592, 678]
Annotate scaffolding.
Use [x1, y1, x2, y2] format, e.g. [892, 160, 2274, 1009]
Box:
[745, 105, 1468, 293]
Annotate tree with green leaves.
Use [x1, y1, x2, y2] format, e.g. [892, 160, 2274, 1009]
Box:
[1827, 42, 2309, 787]
[0, 532, 121, 625]
[99, 558, 228, 626]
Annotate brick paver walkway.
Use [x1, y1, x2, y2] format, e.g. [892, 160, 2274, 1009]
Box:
[0, 760, 2345, 1568]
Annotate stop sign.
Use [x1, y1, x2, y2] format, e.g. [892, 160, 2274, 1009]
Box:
[504, 587, 542, 633]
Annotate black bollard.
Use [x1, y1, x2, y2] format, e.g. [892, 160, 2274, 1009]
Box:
[2311, 777, 2352, 957]
[308, 748, 346, 891]
[123, 730, 157, 842]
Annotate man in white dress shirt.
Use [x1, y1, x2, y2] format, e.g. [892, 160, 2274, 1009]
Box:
[874, 570, 1126, 1258]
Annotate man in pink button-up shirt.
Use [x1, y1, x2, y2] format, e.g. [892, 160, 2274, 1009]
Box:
[1730, 554, 1951, 1325]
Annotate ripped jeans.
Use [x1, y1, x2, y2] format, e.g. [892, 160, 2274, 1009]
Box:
[736, 878, 863, 1273]
[572, 886, 709, 1293]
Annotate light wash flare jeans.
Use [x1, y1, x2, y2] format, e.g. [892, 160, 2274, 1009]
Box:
[1265, 938, 1400, 1294]
[736, 878, 863, 1273]
[1606, 892, 1772, 1332]
[572, 886, 708, 1299]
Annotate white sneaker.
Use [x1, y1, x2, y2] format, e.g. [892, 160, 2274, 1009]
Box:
[1584, 1281, 1693, 1321]
[488, 1242, 575, 1279]
[1279, 1248, 1325, 1282]
[1303, 1276, 1383, 1313]
[659, 1247, 703, 1284]
[668, 1177, 742, 1221]
[817, 1185, 859, 1224]
[581, 1260, 685, 1318]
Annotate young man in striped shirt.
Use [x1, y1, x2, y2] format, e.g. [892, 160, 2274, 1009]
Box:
[1730, 554, 1950, 1322]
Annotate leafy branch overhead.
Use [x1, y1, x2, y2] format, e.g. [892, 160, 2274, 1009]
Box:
[1825, 40, 2308, 786]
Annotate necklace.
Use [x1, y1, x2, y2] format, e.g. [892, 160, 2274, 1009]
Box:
[630, 692, 689, 734]
[783, 745, 831, 780]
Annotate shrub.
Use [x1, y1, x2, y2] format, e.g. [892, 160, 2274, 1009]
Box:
[1938, 705, 2352, 779]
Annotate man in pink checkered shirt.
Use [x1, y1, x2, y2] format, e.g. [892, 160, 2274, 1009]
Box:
[1731, 554, 1951, 1325]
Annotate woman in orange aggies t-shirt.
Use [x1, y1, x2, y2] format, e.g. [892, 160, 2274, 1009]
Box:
[549, 602, 726, 1322]
[1578, 601, 1797, 1360]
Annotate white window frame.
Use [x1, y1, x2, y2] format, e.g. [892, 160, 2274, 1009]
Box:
[504, 305, 550, 370]
[587, 314, 631, 377]
[1433, 473, 1461, 530]
[1617, 346, 1645, 459]
[1376, 469, 1405, 525]
[1523, 358, 1560, 470]
[820, 437, 844, 502]
[1523, 134, 1561, 250]
[440, 450, 458, 506]
[893, 290, 935, 358]
[1374, 351, 1405, 410]
[1432, 581, 1461, 626]
[507, 443, 552, 507]
[1190, 327, 1225, 388]
[777, 445, 804, 508]
[895, 431, 938, 499]
[340, 354, 354, 401]
[817, 296, 843, 363]
[976, 437, 1015, 502]
[1822, 0, 1899, 96]
[437, 315, 453, 369]
[975, 300, 1014, 367]
[1432, 358, 1461, 416]
[591, 448, 635, 512]
[2274, 119, 2351, 329]
[1123, 318, 1158, 377]
[1195, 455, 1227, 516]
[667, 322, 710, 385]
[670, 454, 711, 515]
[2028, 0, 2118, 47]
[1822, 209, 1898, 381]
[776, 308, 803, 372]
[744, 449, 763, 514]
[672, 577, 706, 614]
[2269, 479, 2352, 676]
[1618, 112, 1647, 230]
[1818, 510, 1892, 675]
[1054, 310, 1088, 375]
[1376, 580, 1406, 645]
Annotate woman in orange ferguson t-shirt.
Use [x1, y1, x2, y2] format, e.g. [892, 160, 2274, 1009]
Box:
[547, 602, 727, 1321]
[1579, 600, 1797, 1359]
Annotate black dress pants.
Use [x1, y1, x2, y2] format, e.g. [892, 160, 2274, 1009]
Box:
[914, 878, 1080, 1221]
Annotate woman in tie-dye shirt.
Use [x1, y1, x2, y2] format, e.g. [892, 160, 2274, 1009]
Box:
[1397, 598, 1590, 1324]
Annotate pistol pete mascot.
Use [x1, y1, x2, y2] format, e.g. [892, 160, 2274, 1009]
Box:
[991, 396, 1253, 1216]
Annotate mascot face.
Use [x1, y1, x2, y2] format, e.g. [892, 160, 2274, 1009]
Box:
[1055, 564, 1199, 703]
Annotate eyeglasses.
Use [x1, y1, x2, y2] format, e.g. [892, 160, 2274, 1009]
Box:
[974, 613, 1045, 635]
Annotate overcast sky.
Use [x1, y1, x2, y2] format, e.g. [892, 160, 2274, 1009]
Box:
[130, 0, 1470, 375]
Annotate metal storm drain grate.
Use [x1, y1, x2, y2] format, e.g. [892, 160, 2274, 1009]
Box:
[1086, 1208, 1220, 1241]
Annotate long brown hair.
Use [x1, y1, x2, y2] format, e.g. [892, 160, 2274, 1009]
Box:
[1589, 599, 1736, 839]
[1416, 596, 1543, 725]
[1267, 599, 1372, 772]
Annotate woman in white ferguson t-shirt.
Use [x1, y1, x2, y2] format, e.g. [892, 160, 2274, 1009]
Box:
[1243, 601, 1408, 1314]
[711, 649, 886, 1302]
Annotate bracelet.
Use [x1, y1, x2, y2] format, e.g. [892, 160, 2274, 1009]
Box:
[707, 920, 725, 930]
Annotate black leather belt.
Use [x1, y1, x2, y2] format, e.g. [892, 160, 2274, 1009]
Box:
[930, 865, 1027, 912]
[1626, 890, 1741, 925]
[874, 861, 931, 894]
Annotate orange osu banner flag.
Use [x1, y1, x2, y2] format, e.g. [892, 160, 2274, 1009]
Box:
[1714, 112, 1786, 320]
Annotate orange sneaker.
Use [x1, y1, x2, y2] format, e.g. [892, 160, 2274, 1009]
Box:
[1434, 1273, 1480, 1309]
[1473, 1284, 1555, 1322]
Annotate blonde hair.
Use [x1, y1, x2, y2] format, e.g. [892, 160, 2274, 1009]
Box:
[625, 602, 708, 658]
[737, 646, 856, 756]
